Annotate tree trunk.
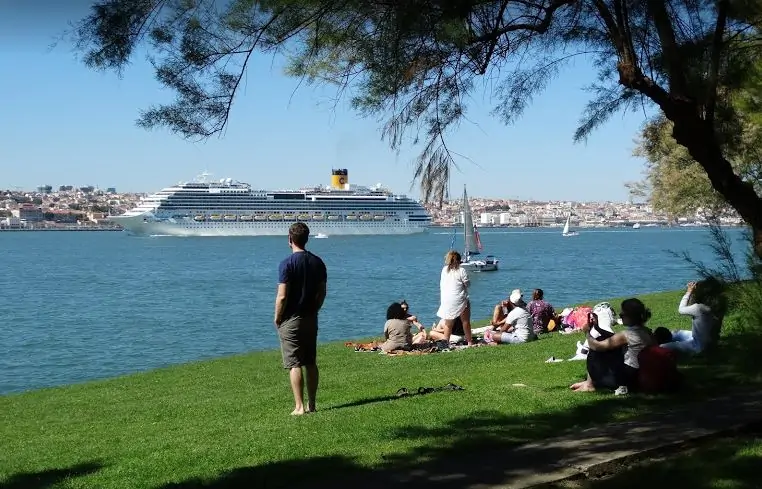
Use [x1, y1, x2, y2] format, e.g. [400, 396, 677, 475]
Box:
[668, 108, 762, 259]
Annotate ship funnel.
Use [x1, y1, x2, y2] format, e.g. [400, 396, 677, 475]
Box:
[331, 168, 349, 190]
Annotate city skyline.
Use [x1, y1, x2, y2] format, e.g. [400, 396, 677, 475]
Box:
[1, 182, 646, 204]
[1, 4, 655, 202]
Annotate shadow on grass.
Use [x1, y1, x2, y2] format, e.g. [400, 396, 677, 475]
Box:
[153, 388, 762, 489]
[150, 329, 762, 489]
[0, 461, 103, 489]
[542, 437, 762, 489]
[326, 394, 400, 410]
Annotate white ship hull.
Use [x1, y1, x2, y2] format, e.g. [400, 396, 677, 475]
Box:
[109, 214, 428, 237]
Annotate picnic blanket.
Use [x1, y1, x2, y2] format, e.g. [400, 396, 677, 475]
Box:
[344, 340, 481, 355]
[344, 341, 381, 352]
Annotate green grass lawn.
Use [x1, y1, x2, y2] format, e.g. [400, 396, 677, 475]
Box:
[2, 289, 761, 489]
[551, 436, 762, 489]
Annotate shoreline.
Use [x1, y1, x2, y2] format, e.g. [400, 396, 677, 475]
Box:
[0, 226, 123, 232]
[0, 290, 678, 397]
[1, 283, 758, 489]
[0, 224, 745, 233]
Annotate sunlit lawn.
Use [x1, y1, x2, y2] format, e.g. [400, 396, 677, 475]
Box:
[1, 289, 761, 488]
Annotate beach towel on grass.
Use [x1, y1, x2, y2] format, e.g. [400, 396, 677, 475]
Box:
[345, 341, 380, 352]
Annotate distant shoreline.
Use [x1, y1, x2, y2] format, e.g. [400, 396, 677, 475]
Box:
[0, 227, 123, 232]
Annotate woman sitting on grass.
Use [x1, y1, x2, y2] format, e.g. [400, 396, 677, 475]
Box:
[400, 300, 426, 331]
[430, 316, 466, 342]
[380, 302, 427, 353]
[571, 298, 655, 395]
[660, 279, 727, 355]
[490, 299, 509, 327]
[484, 296, 536, 345]
[527, 288, 556, 335]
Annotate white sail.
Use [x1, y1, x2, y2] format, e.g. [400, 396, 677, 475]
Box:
[462, 186, 479, 256]
[562, 216, 571, 235]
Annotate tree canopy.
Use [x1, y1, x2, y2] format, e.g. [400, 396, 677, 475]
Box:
[632, 60, 762, 219]
[632, 115, 762, 218]
[72, 0, 762, 254]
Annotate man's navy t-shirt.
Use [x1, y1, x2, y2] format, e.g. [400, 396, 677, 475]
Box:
[278, 251, 327, 320]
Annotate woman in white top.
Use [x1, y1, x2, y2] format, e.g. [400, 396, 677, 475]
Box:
[661, 280, 726, 354]
[434, 250, 474, 345]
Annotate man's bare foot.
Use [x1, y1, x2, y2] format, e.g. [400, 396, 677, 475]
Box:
[290, 407, 306, 416]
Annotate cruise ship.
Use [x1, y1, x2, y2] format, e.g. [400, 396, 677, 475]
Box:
[108, 169, 432, 236]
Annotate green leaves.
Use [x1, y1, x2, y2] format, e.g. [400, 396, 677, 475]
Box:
[71, 0, 762, 209]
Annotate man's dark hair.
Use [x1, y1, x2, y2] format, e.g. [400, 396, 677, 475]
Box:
[289, 222, 310, 248]
[653, 327, 673, 344]
[387, 302, 407, 320]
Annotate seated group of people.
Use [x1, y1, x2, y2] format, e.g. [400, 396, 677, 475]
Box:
[571, 279, 726, 395]
[379, 278, 726, 397]
[379, 287, 557, 353]
[483, 288, 558, 345]
[379, 300, 469, 353]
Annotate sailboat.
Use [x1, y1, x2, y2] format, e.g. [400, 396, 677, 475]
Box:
[562, 214, 579, 237]
[458, 185, 499, 272]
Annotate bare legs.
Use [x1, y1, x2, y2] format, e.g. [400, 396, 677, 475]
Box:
[460, 302, 473, 345]
[570, 373, 596, 392]
[289, 364, 319, 415]
[305, 365, 318, 412]
[289, 368, 305, 415]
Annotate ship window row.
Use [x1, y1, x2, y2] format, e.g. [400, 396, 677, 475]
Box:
[158, 208, 421, 215]
[160, 211, 412, 216]
[160, 200, 421, 206]
[161, 199, 417, 204]
[158, 204, 423, 210]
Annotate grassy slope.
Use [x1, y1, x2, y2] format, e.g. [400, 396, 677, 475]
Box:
[1, 289, 761, 489]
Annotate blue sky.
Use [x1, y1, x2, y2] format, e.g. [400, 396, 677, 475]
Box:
[1, 4, 654, 201]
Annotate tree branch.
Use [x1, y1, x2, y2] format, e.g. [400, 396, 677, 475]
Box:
[646, 0, 688, 96]
[470, 0, 576, 44]
[706, 0, 730, 125]
[477, 0, 511, 74]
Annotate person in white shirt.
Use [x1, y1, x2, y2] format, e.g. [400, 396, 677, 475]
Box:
[484, 290, 536, 344]
[433, 250, 474, 345]
[661, 279, 726, 354]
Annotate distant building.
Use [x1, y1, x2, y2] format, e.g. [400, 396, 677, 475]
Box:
[1, 216, 21, 228]
[88, 211, 107, 222]
[79, 186, 95, 193]
[106, 187, 117, 194]
[59, 185, 73, 192]
[12, 204, 44, 222]
[37, 185, 52, 194]
[46, 210, 78, 223]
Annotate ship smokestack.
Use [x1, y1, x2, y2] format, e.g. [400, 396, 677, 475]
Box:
[331, 168, 349, 190]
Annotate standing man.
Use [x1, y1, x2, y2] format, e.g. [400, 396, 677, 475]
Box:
[274, 222, 327, 415]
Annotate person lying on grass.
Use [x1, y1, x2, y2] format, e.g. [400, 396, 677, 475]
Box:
[571, 299, 655, 395]
[380, 302, 428, 353]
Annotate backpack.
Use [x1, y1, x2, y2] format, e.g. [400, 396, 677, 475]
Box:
[637, 345, 682, 394]
[593, 302, 617, 331]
